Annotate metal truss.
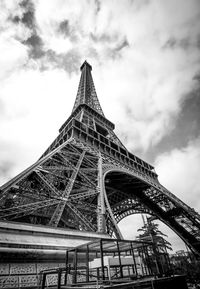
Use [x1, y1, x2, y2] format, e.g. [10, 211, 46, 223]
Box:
[0, 140, 100, 230]
[1, 60, 200, 257]
[103, 168, 200, 255]
[72, 61, 105, 117]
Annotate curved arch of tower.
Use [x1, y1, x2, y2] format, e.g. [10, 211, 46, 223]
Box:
[1, 61, 200, 256]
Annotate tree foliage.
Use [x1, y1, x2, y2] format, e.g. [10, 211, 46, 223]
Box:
[136, 217, 172, 252]
[136, 216, 172, 276]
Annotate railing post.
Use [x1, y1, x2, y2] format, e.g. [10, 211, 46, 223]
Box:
[130, 242, 138, 278]
[65, 250, 69, 285]
[116, 240, 123, 278]
[142, 245, 148, 276]
[41, 272, 46, 289]
[100, 239, 105, 281]
[57, 269, 62, 289]
[86, 245, 89, 282]
[73, 249, 78, 284]
[144, 245, 153, 275]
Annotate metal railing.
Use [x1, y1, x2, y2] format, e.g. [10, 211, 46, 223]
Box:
[39, 265, 109, 289]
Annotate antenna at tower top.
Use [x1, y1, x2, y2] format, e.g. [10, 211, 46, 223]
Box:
[72, 60, 104, 116]
[80, 60, 92, 71]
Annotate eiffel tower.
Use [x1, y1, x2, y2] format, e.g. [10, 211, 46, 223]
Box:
[1, 61, 200, 256]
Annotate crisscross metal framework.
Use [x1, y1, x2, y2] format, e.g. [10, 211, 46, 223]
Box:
[1, 61, 200, 256]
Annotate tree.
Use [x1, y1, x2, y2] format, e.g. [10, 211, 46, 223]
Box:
[136, 216, 172, 276]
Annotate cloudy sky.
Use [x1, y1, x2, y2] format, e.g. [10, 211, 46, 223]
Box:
[0, 0, 200, 251]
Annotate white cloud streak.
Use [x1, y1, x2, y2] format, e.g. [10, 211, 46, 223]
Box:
[155, 137, 200, 211]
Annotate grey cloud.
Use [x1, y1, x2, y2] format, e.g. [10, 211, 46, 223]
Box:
[10, 0, 36, 30]
[95, 0, 101, 14]
[23, 34, 44, 59]
[107, 37, 130, 59]
[21, 10, 35, 29]
[162, 36, 196, 50]
[133, 0, 151, 10]
[58, 20, 79, 43]
[59, 20, 70, 37]
[197, 34, 200, 49]
[19, 0, 35, 28]
[43, 49, 81, 74]
[0, 161, 14, 181]
[11, 15, 21, 24]
[9, 0, 44, 60]
[87, 47, 99, 59]
[90, 31, 129, 47]
[21, 20, 81, 74]
[164, 37, 176, 49]
[193, 72, 200, 82]
[90, 32, 118, 43]
[145, 81, 200, 164]
[114, 38, 129, 52]
[23, 44, 81, 74]
[179, 38, 190, 49]
[90, 32, 129, 59]
[18, 0, 43, 59]
[162, 35, 200, 50]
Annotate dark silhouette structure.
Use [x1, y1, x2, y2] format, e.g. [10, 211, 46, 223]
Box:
[1, 61, 200, 258]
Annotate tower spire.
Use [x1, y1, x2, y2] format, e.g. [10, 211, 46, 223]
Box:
[72, 60, 105, 117]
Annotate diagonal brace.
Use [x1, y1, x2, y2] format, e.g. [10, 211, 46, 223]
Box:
[67, 202, 96, 231]
[58, 151, 96, 188]
[49, 150, 86, 227]
[36, 170, 61, 197]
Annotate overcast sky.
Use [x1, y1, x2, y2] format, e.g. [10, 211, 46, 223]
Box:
[0, 0, 200, 252]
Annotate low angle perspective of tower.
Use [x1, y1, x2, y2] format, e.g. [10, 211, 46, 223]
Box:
[0, 61, 200, 288]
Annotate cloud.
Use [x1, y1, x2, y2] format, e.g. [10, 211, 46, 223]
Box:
[10, 0, 46, 62]
[0, 67, 78, 185]
[0, 38, 28, 80]
[162, 34, 200, 51]
[0, 142, 22, 185]
[0, 0, 200, 198]
[33, 0, 130, 61]
[96, 47, 199, 153]
[58, 20, 71, 37]
[82, 0, 200, 153]
[163, 37, 190, 50]
[18, 0, 35, 29]
[24, 33, 44, 59]
[144, 78, 200, 164]
[43, 49, 81, 73]
[0, 1, 32, 80]
[155, 137, 200, 211]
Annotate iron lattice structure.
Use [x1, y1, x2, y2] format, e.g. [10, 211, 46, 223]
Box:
[1, 61, 200, 255]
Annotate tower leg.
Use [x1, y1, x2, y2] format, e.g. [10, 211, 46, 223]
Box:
[97, 154, 106, 233]
[103, 183, 123, 239]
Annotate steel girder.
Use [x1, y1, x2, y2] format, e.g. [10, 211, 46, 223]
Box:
[1, 136, 200, 255]
[0, 139, 100, 231]
[1, 60, 200, 257]
[102, 167, 200, 256]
